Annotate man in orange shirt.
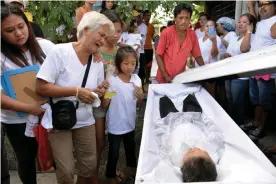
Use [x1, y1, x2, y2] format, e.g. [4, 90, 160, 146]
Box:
[144, 10, 155, 83]
[156, 3, 204, 83]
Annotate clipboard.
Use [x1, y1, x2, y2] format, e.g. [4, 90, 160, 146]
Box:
[1, 65, 47, 116]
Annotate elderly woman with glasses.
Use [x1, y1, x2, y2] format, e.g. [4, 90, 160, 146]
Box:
[36, 11, 114, 184]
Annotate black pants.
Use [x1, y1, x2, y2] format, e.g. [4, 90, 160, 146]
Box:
[138, 53, 146, 85]
[106, 131, 137, 178]
[159, 94, 202, 118]
[145, 49, 154, 82]
[144, 49, 153, 65]
[2, 123, 38, 184]
[1, 127, 10, 184]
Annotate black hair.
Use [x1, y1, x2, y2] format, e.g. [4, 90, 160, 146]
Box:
[167, 20, 174, 27]
[207, 19, 215, 25]
[31, 22, 44, 38]
[240, 13, 257, 33]
[115, 46, 138, 73]
[181, 156, 217, 182]
[143, 10, 150, 16]
[102, 9, 123, 27]
[101, 0, 116, 13]
[199, 13, 209, 20]
[160, 26, 167, 32]
[1, 5, 46, 68]
[173, 3, 193, 18]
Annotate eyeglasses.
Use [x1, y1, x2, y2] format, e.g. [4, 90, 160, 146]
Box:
[258, 1, 273, 8]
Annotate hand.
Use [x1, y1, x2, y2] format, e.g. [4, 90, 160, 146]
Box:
[209, 34, 216, 42]
[134, 44, 141, 48]
[134, 86, 144, 100]
[28, 104, 45, 116]
[224, 53, 232, 58]
[247, 24, 253, 33]
[93, 51, 103, 63]
[78, 88, 95, 104]
[98, 80, 110, 89]
[162, 73, 172, 83]
[93, 87, 105, 97]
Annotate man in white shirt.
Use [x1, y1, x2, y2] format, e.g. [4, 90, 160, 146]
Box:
[151, 94, 224, 182]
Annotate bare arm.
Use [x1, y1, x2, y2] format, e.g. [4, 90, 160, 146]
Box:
[221, 38, 229, 48]
[36, 78, 76, 97]
[156, 54, 166, 76]
[240, 24, 253, 53]
[156, 54, 171, 82]
[240, 33, 252, 53]
[210, 37, 219, 57]
[271, 23, 276, 39]
[102, 98, 111, 109]
[75, 8, 83, 27]
[195, 56, 205, 66]
[248, 1, 257, 18]
[1, 92, 44, 116]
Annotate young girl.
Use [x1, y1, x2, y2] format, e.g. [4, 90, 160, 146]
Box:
[196, 20, 222, 97]
[103, 46, 143, 184]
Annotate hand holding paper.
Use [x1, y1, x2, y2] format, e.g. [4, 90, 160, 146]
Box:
[99, 80, 110, 89]
[78, 88, 96, 104]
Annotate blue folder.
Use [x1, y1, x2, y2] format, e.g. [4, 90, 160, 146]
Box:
[1, 65, 40, 116]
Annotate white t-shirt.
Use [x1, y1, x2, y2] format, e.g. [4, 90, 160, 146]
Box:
[106, 74, 141, 135]
[118, 32, 129, 44]
[138, 23, 148, 54]
[195, 28, 205, 39]
[37, 43, 104, 129]
[226, 35, 255, 80]
[125, 33, 143, 50]
[1, 39, 55, 124]
[251, 16, 276, 51]
[195, 35, 222, 67]
[219, 31, 237, 58]
[251, 16, 276, 78]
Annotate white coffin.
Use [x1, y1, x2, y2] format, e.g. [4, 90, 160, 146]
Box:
[136, 84, 276, 184]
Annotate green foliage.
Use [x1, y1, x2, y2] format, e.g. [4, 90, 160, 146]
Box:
[27, 1, 204, 42]
[28, 1, 82, 42]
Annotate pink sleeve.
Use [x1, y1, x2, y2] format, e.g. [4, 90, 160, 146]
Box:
[156, 31, 167, 56]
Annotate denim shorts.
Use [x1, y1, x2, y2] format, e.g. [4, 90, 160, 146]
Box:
[93, 106, 106, 118]
[249, 78, 274, 111]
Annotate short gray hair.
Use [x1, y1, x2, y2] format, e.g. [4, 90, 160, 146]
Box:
[77, 11, 115, 39]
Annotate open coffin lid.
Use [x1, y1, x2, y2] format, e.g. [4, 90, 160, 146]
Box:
[136, 84, 276, 184]
[172, 45, 276, 84]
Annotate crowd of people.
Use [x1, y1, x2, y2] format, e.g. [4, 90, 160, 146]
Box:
[1, 0, 276, 184]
